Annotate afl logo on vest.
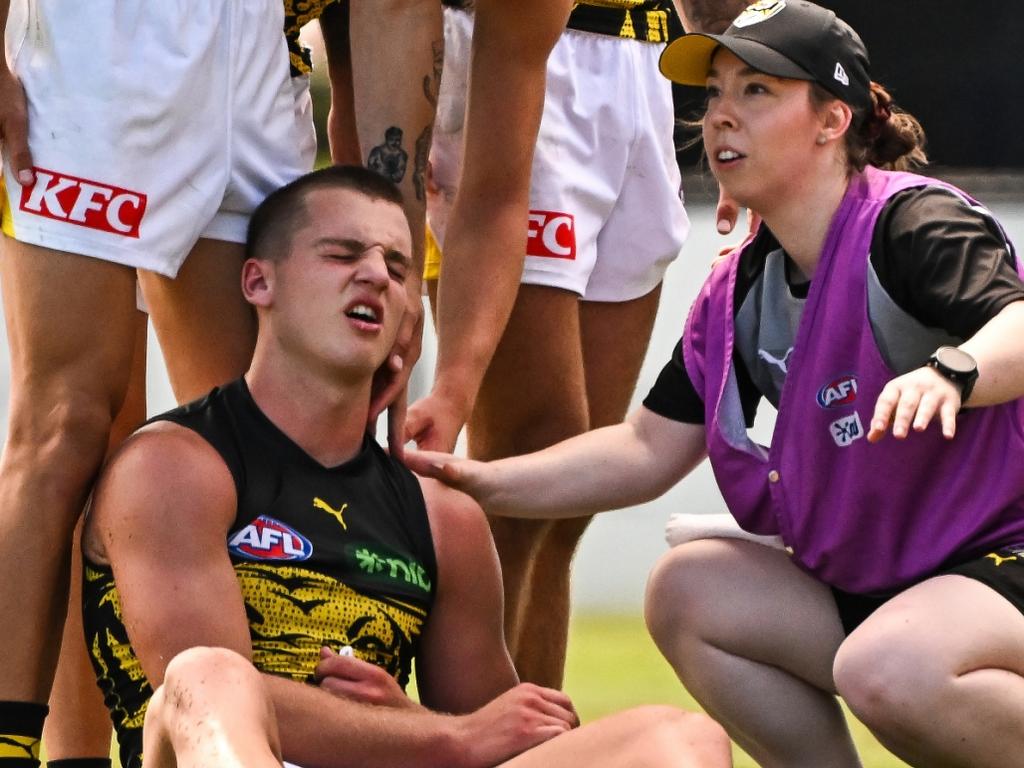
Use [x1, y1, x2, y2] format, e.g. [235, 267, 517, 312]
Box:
[228, 515, 314, 561]
[816, 375, 858, 409]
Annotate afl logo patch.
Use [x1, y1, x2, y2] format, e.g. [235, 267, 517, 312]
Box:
[733, 0, 786, 27]
[228, 515, 313, 561]
[816, 375, 858, 409]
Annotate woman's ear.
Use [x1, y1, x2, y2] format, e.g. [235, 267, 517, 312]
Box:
[820, 99, 854, 143]
[242, 258, 273, 308]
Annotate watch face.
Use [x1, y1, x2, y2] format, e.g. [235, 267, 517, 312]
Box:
[935, 346, 976, 374]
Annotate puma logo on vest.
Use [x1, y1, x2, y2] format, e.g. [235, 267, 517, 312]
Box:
[313, 497, 348, 530]
[758, 347, 794, 374]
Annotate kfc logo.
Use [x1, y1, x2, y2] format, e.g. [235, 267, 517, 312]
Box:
[19, 168, 147, 238]
[526, 210, 576, 260]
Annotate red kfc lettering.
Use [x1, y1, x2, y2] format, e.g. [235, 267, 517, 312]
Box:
[19, 168, 147, 238]
[526, 210, 576, 260]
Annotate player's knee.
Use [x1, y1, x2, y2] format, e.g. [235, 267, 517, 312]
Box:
[624, 707, 731, 763]
[834, 628, 940, 731]
[7, 387, 113, 462]
[542, 516, 594, 555]
[164, 646, 253, 698]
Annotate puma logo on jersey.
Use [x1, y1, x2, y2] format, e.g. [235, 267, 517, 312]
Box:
[314, 497, 348, 530]
[986, 552, 1018, 567]
[758, 347, 793, 374]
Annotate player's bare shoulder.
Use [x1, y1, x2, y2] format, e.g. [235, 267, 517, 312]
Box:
[82, 421, 237, 565]
[417, 475, 496, 564]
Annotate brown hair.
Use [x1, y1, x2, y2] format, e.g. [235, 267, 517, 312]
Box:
[812, 81, 928, 172]
[246, 165, 404, 263]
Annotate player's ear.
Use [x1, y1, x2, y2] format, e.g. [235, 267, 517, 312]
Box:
[242, 258, 274, 307]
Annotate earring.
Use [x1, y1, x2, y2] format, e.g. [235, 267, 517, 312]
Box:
[816, 134, 828, 145]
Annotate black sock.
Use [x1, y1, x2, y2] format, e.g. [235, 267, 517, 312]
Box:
[0, 701, 47, 767]
[47, 760, 112, 768]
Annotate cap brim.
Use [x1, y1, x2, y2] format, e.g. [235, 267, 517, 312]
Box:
[660, 33, 814, 86]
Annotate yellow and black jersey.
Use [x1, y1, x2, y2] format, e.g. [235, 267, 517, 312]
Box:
[284, 0, 339, 76]
[83, 378, 437, 768]
[569, 0, 676, 42]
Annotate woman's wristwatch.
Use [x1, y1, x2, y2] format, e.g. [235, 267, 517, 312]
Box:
[926, 346, 979, 406]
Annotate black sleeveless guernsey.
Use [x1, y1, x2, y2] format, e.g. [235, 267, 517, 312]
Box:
[83, 378, 437, 768]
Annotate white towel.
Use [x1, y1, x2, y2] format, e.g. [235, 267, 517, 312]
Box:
[665, 512, 786, 551]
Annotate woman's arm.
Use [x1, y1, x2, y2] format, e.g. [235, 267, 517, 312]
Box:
[406, 407, 707, 518]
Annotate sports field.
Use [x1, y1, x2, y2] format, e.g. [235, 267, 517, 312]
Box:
[565, 613, 911, 767]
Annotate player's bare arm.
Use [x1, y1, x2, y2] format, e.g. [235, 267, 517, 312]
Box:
[407, 408, 708, 520]
[415, 478, 522, 712]
[0, 0, 33, 184]
[407, 0, 573, 452]
[320, 3, 362, 166]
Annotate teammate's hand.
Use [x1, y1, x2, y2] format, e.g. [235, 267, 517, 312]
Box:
[369, 296, 424, 460]
[0, 63, 34, 187]
[405, 389, 469, 453]
[314, 647, 417, 709]
[453, 683, 578, 767]
[403, 448, 489, 494]
[867, 366, 962, 443]
[713, 188, 761, 262]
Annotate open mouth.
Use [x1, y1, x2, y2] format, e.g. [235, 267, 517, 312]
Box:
[345, 303, 381, 327]
[714, 149, 746, 165]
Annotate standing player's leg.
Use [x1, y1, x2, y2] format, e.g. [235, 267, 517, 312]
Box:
[512, 286, 663, 685]
[467, 285, 589, 673]
[139, 239, 255, 403]
[44, 309, 148, 766]
[0, 239, 138, 743]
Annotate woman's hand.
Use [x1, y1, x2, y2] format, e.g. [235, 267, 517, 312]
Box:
[868, 366, 962, 442]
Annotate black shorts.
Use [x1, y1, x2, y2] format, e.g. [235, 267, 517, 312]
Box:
[831, 547, 1024, 635]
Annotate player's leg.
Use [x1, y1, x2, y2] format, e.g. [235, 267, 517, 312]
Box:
[142, 647, 282, 768]
[834, 572, 1024, 767]
[0, 239, 138, 707]
[139, 239, 255, 403]
[44, 310, 147, 764]
[512, 286, 663, 686]
[645, 539, 861, 767]
[498, 705, 732, 768]
[467, 285, 589, 668]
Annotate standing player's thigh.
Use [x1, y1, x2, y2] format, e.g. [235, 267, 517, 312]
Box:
[0, 238, 138, 416]
[469, 286, 588, 460]
[139, 238, 254, 403]
[1, 2, 250, 279]
[579, 286, 661, 429]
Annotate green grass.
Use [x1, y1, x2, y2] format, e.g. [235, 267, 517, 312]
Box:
[564, 613, 910, 768]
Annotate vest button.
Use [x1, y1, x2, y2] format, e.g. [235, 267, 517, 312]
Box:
[768, 470, 780, 483]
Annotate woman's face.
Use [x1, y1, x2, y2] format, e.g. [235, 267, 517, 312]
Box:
[702, 49, 828, 211]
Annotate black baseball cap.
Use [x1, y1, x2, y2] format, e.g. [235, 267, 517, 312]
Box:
[659, 0, 872, 113]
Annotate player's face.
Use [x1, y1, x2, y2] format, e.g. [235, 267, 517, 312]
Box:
[270, 187, 411, 377]
[703, 50, 825, 210]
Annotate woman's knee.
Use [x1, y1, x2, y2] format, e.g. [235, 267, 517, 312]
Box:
[833, 624, 942, 731]
[644, 540, 733, 648]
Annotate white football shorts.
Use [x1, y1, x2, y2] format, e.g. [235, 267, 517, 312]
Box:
[1, 0, 315, 277]
[427, 7, 690, 302]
